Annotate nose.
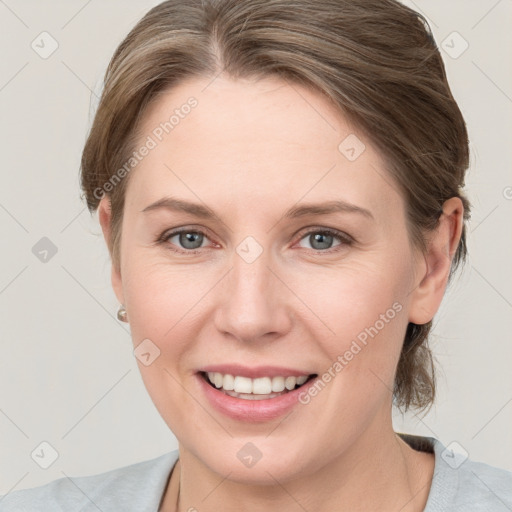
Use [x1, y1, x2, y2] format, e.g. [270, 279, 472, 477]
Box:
[213, 247, 293, 344]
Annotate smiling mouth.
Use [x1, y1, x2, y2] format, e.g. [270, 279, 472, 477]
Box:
[200, 371, 317, 400]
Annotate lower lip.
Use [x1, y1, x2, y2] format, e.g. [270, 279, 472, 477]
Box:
[197, 373, 315, 422]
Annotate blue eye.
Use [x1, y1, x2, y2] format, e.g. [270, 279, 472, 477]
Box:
[157, 227, 353, 254]
[163, 230, 209, 251]
[297, 229, 352, 251]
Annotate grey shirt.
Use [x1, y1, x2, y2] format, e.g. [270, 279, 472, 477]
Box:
[1, 435, 511, 511]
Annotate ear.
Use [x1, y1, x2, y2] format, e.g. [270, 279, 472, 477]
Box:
[408, 197, 464, 325]
[98, 196, 124, 306]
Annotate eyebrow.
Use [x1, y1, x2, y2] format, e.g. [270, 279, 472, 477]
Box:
[141, 197, 374, 220]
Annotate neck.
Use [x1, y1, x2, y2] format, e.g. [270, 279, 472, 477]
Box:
[162, 422, 434, 512]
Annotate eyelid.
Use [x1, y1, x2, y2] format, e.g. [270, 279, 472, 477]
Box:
[294, 226, 354, 245]
[291, 226, 354, 254]
[157, 226, 217, 253]
[158, 225, 354, 254]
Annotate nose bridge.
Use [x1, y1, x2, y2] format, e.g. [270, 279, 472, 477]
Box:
[232, 246, 271, 303]
[213, 239, 290, 342]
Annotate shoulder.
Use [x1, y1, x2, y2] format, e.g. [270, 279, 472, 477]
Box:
[0, 450, 179, 512]
[422, 436, 512, 511]
[444, 456, 512, 511]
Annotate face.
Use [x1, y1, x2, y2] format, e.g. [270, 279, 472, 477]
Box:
[101, 75, 428, 483]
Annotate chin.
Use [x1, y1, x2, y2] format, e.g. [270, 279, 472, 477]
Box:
[188, 435, 317, 485]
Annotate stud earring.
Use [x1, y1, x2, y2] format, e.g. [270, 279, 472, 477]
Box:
[117, 304, 128, 322]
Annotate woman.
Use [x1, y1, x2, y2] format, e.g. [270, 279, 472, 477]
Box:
[2, 0, 511, 510]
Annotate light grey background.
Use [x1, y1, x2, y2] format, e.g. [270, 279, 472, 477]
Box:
[0, 0, 511, 494]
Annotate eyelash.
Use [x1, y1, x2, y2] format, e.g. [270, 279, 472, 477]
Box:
[155, 226, 354, 255]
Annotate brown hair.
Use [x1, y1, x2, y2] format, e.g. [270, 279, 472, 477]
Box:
[80, 0, 471, 411]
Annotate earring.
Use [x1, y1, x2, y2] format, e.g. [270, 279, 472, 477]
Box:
[117, 304, 128, 322]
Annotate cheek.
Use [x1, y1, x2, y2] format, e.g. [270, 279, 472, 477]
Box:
[293, 258, 410, 341]
[119, 258, 219, 434]
[122, 254, 212, 337]
[285, 256, 412, 397]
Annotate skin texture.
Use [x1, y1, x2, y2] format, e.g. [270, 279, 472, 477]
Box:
[98, 75, 463, 511]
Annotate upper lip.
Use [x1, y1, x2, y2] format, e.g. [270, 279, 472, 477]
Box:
[198, 364, 315, 379]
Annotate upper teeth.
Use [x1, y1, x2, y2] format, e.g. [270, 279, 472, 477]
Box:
[207, 372, 309, 394]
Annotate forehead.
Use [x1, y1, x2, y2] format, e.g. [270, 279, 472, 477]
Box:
[125, 75, 404, 223]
